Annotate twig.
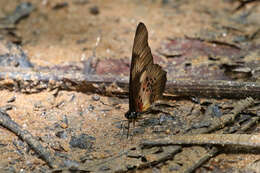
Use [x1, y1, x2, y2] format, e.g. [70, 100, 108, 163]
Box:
[141, 134, 260, 149]
[0, 67, 260, 99]
[0, 111, 57, 168]
[184, 36, 241, 49]
[189, 97, 255, 134]
[165, 80, 260, 99]
[239, 116, 260, 132]
[235, 0, 260, 11]
[137, 146, 182, 170]
[183, 147, 219, 173]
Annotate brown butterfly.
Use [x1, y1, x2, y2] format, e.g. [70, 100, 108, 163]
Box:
[125, 22, 167, 137]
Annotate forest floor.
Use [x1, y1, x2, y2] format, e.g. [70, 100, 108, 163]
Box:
[0, 0, 260, 172]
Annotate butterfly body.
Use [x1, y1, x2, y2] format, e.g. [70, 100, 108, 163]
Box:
[125, 22, 167, 136]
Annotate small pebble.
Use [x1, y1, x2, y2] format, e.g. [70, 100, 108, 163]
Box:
[76, 38, 88, 44]
[60, 114, 68, 129]
[68, 94, 75, 102]
[89, 6, 99, 15]
[159, 114, 174, 124]
[56, 101, 65, 108]
[192, 121, 211, 129]
[92, 94, 100, 101]
[34, 101, 43, 110]
[7, 96, 16, 103]
[40, 111, 46, 117]
[73, 0, 89, 5]
[60, 122, 68, 129]
[55, 130, 67, 139]
[99, 165, 111, 171]
[52, 2, 68, 10]
[0, 142, 7, 148]
[63, 159, 80, 169]
[206, 104, 222, 117]
[190, 96, 200, 104]
[4, 166, 16, 172]
[132, 127, 145, 135]
[115, 105, 121, 109]
[88, 104, 95, 111]
[69, 133, 95, 150]
[169, 163, 181, 171]
[1, 105, 14, 112]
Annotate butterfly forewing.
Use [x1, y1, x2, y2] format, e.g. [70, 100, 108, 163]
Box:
[129, 23, 154, 112]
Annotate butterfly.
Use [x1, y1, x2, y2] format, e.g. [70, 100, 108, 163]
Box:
[125, 22, 167, 137]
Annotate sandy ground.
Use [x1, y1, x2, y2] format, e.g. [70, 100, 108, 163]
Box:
[0, 0, 260, 172]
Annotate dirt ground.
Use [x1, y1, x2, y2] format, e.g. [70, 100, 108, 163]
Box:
[0, 0, 260, 172]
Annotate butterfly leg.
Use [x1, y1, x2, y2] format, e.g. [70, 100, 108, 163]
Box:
[127, 120, 130, 138]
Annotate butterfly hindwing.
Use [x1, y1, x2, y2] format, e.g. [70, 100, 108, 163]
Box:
[146, 64, 166, 103]
[138, 64, 167, 112]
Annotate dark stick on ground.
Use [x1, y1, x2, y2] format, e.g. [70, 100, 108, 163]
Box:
[235, 0, 260, 11]
[0, 67, 260, 99]
[0, 111, 57, 168]
[165, 80, 260, 99]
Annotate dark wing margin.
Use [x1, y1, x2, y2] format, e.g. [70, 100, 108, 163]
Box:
[129, 22, 154, 112]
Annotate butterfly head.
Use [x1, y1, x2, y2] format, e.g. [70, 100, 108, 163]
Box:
[125, 110, 140, 120]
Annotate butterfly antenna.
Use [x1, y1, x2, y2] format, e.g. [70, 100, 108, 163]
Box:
[127, 120, 130, 138]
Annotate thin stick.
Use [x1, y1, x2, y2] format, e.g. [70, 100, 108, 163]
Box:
[141, 134, 260, 149]
[239, 116, 260, 132]
[183, 147, 219, 173]
[0, 111, 57, 168]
